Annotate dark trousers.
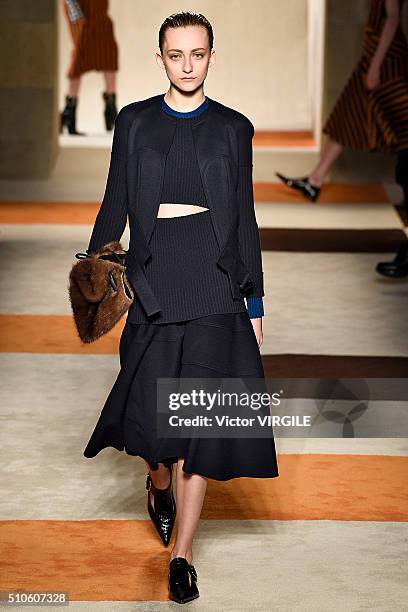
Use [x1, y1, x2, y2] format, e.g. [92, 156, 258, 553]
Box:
[396, 148, 408, 212]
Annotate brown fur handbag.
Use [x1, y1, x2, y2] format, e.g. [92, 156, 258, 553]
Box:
[68, 241, 135, 343]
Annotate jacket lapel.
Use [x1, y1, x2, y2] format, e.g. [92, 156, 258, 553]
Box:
[192, 106, 232, 252]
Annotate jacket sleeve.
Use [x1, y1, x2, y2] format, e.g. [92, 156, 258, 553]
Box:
[86, 108, 131, 254]
[236, 117, 264, 298]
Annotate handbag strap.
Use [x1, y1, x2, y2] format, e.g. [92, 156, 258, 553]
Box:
[75, 248, 127, 264]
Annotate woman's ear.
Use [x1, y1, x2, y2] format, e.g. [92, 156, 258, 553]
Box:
[155, 52, 166, 70]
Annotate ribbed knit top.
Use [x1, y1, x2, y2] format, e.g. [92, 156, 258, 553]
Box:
[160, 95, 264, 319]
[159, 101, 207, 206]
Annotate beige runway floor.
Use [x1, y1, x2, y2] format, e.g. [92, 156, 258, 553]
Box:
[0, 178, 407, 610]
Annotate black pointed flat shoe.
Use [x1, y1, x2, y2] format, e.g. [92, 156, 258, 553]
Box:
[376, 242, 408, 278]
[168, 557, 199, 604]
[275, 171, 321, 202]
[146, 464, 176, 546]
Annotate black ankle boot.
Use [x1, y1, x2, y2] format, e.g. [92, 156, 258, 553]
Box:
[275, 171, 321, 202]
[168, 557, 199, 604]
[376, 242, 408, 278]
[60, 95, 85, 135]
[146, 464, 176, 546]
[102, 91, 118, 131]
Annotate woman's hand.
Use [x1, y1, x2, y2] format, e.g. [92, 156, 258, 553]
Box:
[365, 60, 381, 90]
[250, 317, 263, 348]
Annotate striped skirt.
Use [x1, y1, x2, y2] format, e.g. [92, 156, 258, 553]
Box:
[323, 29, 408, 153]
[63, 0, 118, 78]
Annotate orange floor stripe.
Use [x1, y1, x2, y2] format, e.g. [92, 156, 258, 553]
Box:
[0, 202, 100, 224]
[0, 521, 170, 601]
[3, 314, 407, 376]
[0, 316, 406, 376]
[203, 454, 408, 521]
[0, 315, 125, 354]
[0, 184, 390, 224]
[253, 130, 316, 147]
[1, 454, 407, 600]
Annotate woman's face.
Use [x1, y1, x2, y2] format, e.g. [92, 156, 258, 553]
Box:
[157, 25, 215, 92]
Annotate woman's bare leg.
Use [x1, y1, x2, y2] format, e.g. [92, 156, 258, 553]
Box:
[308, 137, 344, 187]
[103, 71, 116, 93]
[67, 77, 81, 97]
[144, 460, 172, 511]
[170, 458, 208, 565]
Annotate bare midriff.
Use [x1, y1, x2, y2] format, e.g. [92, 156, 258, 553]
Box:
[157, 203, 209, 218]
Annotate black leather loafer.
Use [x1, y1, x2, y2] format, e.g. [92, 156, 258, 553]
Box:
[168, 557, 199, 604]
[146, 464, 176, 546]
[275, 171, 321, 202]
[376, 242, 408, 278]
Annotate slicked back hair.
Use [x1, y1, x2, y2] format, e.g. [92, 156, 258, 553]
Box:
[159, 11, 214, 53]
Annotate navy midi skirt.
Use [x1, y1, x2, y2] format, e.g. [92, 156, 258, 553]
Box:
[83, 312, 279, 481]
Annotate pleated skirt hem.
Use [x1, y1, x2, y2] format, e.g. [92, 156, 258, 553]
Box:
[83, 312, 280, 481]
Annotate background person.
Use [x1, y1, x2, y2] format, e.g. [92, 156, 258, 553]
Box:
[60, 0, 119, 134]
[276, 0, 408, 276]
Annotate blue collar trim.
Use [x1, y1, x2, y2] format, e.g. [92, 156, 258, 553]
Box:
[161, 96, 209, 118]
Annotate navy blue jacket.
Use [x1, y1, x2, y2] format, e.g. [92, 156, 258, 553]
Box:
[87, 92, 264, 318]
